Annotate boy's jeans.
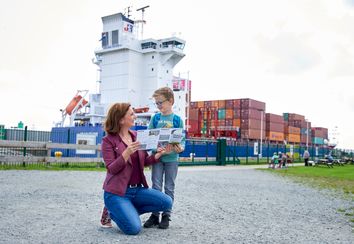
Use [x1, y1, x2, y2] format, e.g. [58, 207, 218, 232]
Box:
[151, 161, 178, 216]
[104, 187, 172, 235]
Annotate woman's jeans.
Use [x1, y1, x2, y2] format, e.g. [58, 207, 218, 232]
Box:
[104, 187, 172, 235]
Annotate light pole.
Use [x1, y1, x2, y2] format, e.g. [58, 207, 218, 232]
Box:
[306, 119, 309, 150]
[259, 109, 264, 158]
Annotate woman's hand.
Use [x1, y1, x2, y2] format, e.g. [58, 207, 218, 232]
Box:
[122, 141, 140, 161]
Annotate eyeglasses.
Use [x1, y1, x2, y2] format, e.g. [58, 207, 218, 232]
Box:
[155, 100, 167, 106]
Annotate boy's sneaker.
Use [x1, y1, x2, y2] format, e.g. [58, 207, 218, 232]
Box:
[158, 214, 170, 229]
[143, 214, 159, 228]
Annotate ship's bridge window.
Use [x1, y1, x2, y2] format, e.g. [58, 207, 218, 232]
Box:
[161, 40, 185, 50]
[112, 30, 119, 47]
[141, 42, 157, 49]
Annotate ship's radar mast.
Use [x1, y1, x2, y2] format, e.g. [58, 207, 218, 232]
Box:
[136, 5, 150, 39]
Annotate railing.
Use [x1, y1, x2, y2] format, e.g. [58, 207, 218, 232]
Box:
[0, 140, 102, 166]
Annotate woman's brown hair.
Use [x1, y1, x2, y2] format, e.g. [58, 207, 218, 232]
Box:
[104, 103, 131, 135]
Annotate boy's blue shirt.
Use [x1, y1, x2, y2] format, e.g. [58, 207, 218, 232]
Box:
[148, 113, 185, 163]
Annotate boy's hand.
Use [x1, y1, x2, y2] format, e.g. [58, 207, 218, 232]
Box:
[172, 143, 184, 153]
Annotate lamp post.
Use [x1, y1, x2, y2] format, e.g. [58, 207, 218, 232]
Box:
[306, 119, 309, 150]
[259, 109, 264, 158]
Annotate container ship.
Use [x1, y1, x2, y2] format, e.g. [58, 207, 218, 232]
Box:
[52, 8, 330, 148]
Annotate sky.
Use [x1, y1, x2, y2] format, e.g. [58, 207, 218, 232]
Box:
[0, 0, 354, 149]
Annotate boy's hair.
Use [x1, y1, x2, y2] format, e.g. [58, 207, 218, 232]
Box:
[153, 87, 174, 105]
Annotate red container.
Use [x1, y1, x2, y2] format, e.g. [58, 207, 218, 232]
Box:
[266, 122, 284, 133]
[190, 102, 198, 109]
[225, 100, 234, 109]
[204, 101, 213, 108]
[188, 120, 200, 133]
[240, 98, 266, 110]
[225, 119, 233, 126]
[265, 113, 284, 124]
[240, 109, 264, 120]
[240, 119, 263, 130]
[287, 113, 305, 121]
[188, 108, 199, 121]
[233, 108, 241, 118]
[241, 129, 265, 140]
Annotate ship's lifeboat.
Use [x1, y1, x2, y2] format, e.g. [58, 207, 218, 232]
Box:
[133, 107, 149, 113]
[65, 95, 88, 115]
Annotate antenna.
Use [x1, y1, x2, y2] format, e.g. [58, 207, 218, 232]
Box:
[136, 5, 150, 39]
[124, 6, 132, 18]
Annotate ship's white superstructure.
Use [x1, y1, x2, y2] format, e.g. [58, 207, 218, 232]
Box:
[86, 12, 189, 126]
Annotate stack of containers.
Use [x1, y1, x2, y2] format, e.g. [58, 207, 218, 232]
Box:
[265, 113, 284, 142]
[224, 99, 241, 131]
[240, 98, 266, 140]
[311, 127, 328, 145]
[188, 102, 202, 135]
[283, 113, 302, 143]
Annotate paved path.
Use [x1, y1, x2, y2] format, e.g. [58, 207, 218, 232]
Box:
[0, 167, 352, 243]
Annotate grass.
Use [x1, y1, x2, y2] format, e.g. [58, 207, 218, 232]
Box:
[262, 164, 354, 195]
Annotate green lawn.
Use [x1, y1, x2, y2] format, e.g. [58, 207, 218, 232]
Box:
[263, 165, 354, 195]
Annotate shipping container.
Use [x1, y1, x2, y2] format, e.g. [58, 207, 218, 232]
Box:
[266, 122, 284, 133]
[0, 125, 5, 140]
[283, 113, 306, 122]
[265, 113, 284, 124]
[204, 101, 212, 108]
[240, 98, 266, 110]
[266, 131, 284, 141]
[218, 109, 226, 119]
[190, 102, 198, 109]
[218, 100, 226, 108]
[240, 128, 265, 140]
[188, 108, 199, 121]
[286, 133, 301, 143]
[240, 119, 264, 130]
[233, 119, 241, 127]
[197, 101, 204, 108]
[233, 108, 241, 118]
[211, 100, 219, 107]
[240, 109, 264, 120]
[225, 109, 234, 119]
[285, 126, 300, 134]
[312, 137, 324, 145]
[188, 120, 200, 133]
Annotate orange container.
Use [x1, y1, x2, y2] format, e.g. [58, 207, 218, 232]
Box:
[286, 134, 301, 143]
[218, 100, 226, 108]
[233, 119, 241, 127]
[266, 131, 284, 141]
[197, 101, 204, 108]
[225, 109, 233, 119]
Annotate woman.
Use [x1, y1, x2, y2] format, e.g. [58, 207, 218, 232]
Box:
[101, 103, 172, 235]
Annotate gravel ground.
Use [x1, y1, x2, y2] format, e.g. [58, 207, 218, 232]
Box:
[0, 166, 353, 244]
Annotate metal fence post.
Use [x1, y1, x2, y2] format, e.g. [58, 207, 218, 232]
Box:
[217, 139, 226, 165]
[246, 141, 249, 164]
[22, 126, 28, 167]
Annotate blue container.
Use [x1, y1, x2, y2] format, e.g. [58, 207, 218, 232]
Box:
[312, 137, 324, 145]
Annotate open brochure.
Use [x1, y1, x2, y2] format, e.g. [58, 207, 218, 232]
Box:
[137, 128, 183, 150]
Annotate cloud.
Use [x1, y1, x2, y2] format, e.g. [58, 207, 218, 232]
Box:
[256, 32, 321, 75]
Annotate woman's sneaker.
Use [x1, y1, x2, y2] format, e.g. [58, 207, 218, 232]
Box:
[143, 214, 159, 228]
[100, 207, 113, 228]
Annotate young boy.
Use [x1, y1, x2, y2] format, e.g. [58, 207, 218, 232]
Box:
[143, 87, 184, 229]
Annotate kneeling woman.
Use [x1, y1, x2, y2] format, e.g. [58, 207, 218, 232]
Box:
[101, 103, 172, 235]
